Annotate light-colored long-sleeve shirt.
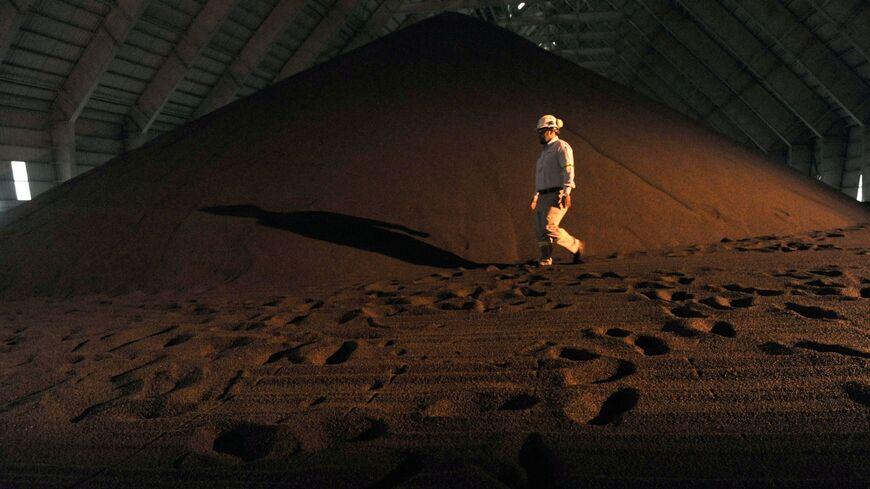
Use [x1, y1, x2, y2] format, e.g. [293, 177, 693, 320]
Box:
[535, 136, 575, 196]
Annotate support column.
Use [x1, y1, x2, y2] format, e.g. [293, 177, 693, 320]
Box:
[789, 142, 813, 175]
[863, 127, 870, 202]
[812, 136, 824, 180]
[840, 126, 864, 199]
[51, 120, 76, 182]
[124, 129, 148, 152]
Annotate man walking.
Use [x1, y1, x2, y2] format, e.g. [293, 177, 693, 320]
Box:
[529, 115, 585, 266]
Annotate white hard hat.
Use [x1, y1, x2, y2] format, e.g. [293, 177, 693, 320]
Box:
[536, 114, 563, 130]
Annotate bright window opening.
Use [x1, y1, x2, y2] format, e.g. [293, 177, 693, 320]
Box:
[858, 173, 863, 202]
[11, 161, 31, 201]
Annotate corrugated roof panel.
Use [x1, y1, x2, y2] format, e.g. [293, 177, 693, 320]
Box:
[0, 64, 64, 92]
[125, 28, 175, 58]
[849, 8, 870, 49]
[197, 46, 232, 70]
[155, 108, 189, 126]
[84, 95, 131, 115]
[167, 92, 201, 113]
[94, 73, 143, 100]
[242, 71, 270, 91]
[18, 162, 57, 182]
[219, 13, 253, 40]
[0, 126, 50, 148]
[236, 86, 256, 98]
[76, 150, 117, 168]
[62, 0, 111, 16]
[0, 106, 46, 129]
[37, 0, 105, 32]
[23, 13, 93, 49]
[210, 26, 250, 55]
[116, 40, 169, 69]
[150, 119, 177, 133]
[170, 0, 205, 16]
[146, 1, 199, 31]
[77, 107, 125, 126]
[13, 30, 82, 63]
[244, 0, 277, 18]
[232, 0, 270, 30]
[107, 56, 156, 84]
[173, 77, 211, 100]
[271, 2, 330, 58]
[817, 0, 857, 19]
[77, 134, 124, 154]
[329, 0, 375, 51]
[249, 51, 282, 84]
[77, 117, 124, 139]
[137, 16, 184, 47]
[0, 91, 52, 112]
[3, 43, 76, 78]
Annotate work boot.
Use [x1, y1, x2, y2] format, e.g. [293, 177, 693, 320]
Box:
[537, 257, 553, 267]
[538, 241, 554, 267]
[572, 239, 586, 264]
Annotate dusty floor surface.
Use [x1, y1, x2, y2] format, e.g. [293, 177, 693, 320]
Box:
[1, 224, 868, 488]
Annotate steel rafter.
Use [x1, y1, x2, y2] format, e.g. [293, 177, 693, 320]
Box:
[803, 0, 870, 88]
[47, 0, 151, 182]
[629, 0, 796, 151]
[497, 11, 622, 27]
[342, 0, 400, 54]
[193, 0, 308, 119]
[635, 0, 822, 142]
[49, 0, 151, 124]
[277, 0, 360, 81]
[126, 0, 242, 148]
[395, 0, 546, 14]
[711, 0, 863, 128]
[0, 0, 37, 64]
[601, 0, 767, 152]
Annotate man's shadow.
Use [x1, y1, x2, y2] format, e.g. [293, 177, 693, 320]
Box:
[201, 205, 482, 269]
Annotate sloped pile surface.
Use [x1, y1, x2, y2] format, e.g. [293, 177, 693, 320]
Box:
[0, 13, 865, 297]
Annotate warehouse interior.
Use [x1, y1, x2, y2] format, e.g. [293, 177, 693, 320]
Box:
[1, 0, 868, 212]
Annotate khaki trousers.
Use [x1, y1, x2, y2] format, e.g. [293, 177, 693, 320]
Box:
[534, 192, 581, 260]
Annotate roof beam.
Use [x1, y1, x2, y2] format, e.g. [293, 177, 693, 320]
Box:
[575, 60, 610, 70]
[50, 120, 75, 182]
[603, 0, 765, 152]
[276, 0, 359, 81]
[634, 0, 822, 141]
[0, 0, 37, 63]
[395, 0, 540, 14]
[342, 0, 401, 53]
[49, 0, 150, 123]
[0, 105, 46, 129]
[804, 0, 870, 87]
[604, 28, 746, 145]
[529, 31, 619, 43]
[554, 47, 615, 57]
[536, 3, 722, 134]
[497, 11, 622, 27]
[622, 43, 765, 151]
[127, 0, 241, 145]
[709, 0, 863, 128]
[192, 0, 307, 119]
[617, 51, 712, 128]
[632, 0, 791, 147]
[840, 125, 864, 198]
